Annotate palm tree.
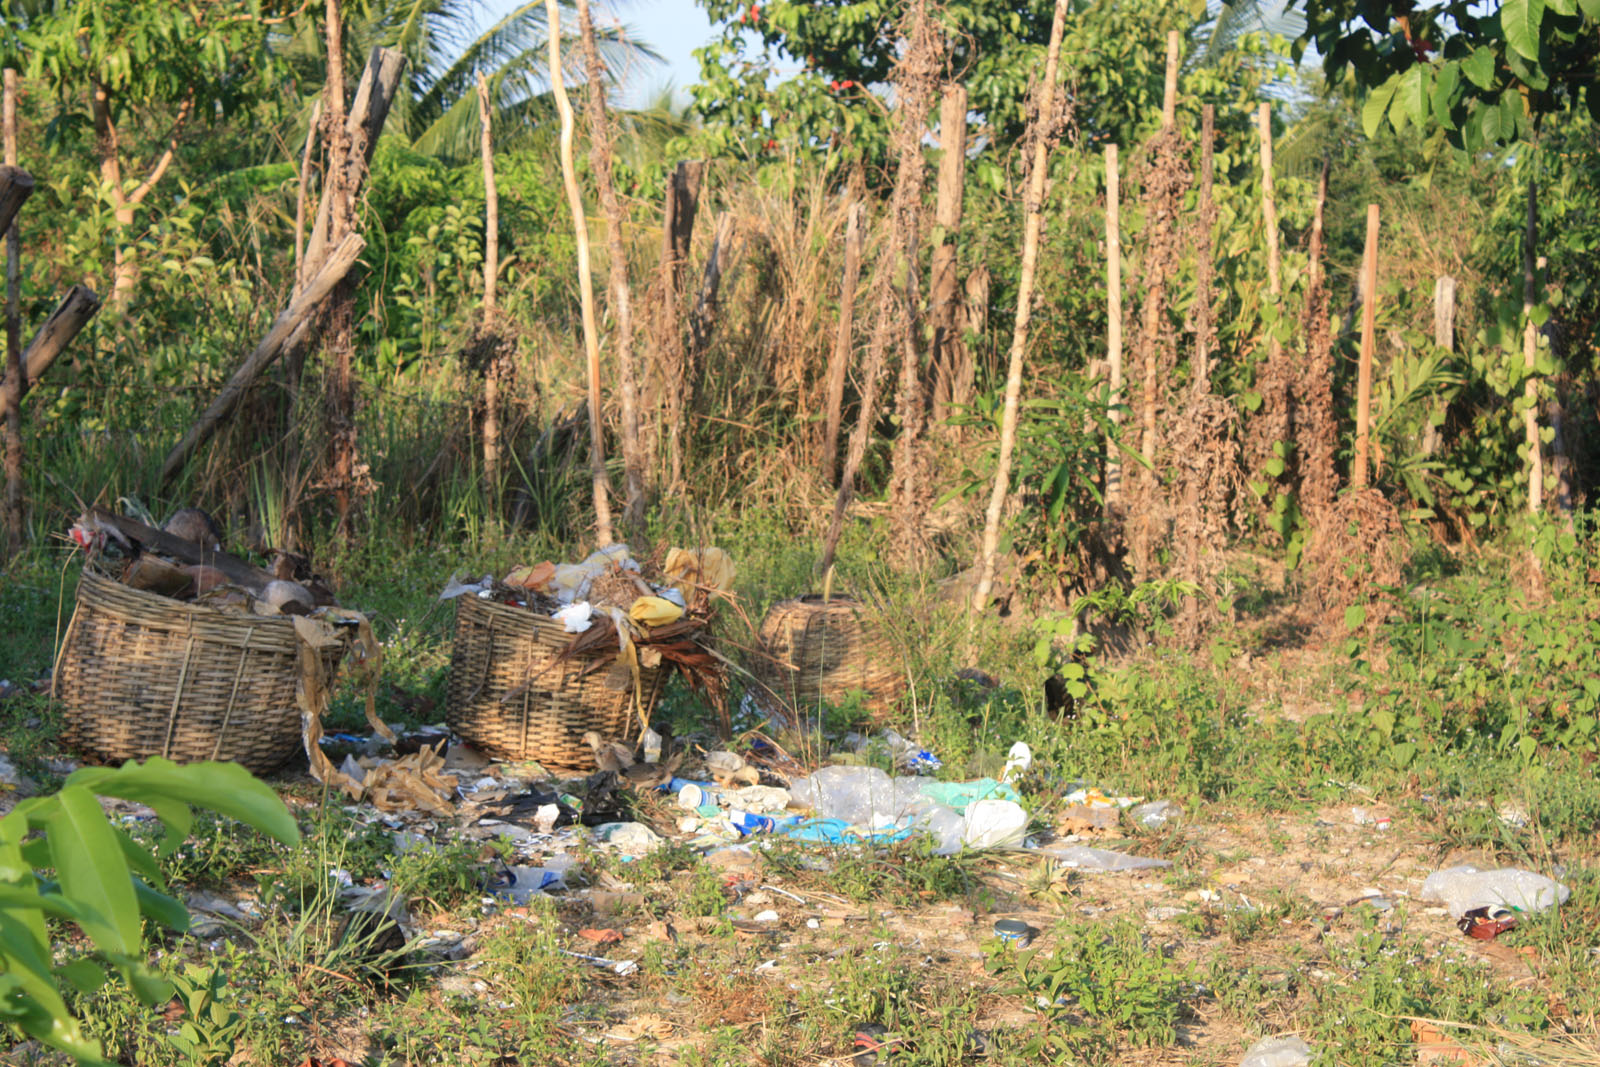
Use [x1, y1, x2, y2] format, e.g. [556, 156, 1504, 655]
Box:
[276, 0, 659, 164]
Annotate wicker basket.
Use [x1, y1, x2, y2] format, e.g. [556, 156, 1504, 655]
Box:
[751, 595, 905, 719]
[53, 569, 351, 774]
[445, 596, 665, 767]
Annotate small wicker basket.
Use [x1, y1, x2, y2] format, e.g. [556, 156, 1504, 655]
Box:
[751, 594, 905, 720]
[445, 595, 665, 767]
[53, 568, 351, 774]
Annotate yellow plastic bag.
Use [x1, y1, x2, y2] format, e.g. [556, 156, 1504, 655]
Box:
[628, 595, 685, 628]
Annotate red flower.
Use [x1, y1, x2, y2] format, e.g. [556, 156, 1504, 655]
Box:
[764, 138, 777, 149]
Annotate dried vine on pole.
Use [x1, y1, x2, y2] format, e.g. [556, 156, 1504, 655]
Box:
[1298, 158, 1337, 518]
[970, 0, 1070, 615]
[546, 0, 614, 546]
[1128, 29, 1188, 576]
[819, 0, 940, 577]
[476, 72, 505, 504]
[578, 0, 645, 534]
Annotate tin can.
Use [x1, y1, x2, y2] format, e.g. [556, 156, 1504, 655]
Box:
[993, 919, 1034, 947]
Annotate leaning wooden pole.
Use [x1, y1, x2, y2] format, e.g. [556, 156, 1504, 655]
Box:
[821, 200, 864, 487]
[546, 0, 614, 546]
[971, 0, 1069, 614]
[11, 285, 100, 397]
[1103, 143, 1123, 514]
[578, 0, 645, 533]
[160, 234, 366, 484]
[3, 69, 20, 554]
[1353, 204, 1379, 489]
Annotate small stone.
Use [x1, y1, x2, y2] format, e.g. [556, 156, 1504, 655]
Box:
[754, 910, 780, 923]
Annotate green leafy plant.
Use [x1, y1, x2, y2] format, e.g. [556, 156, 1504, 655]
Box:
[0, 758, 297, 1065]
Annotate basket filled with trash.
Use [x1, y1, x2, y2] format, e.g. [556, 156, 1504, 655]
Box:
[53, 507, 382, 775]
[444, 545, 731, 768]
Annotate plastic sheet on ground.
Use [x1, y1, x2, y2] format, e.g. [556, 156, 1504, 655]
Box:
[1239, 1035, 1312, 1067]
[786, 766, 1027, 854]
[1029, 844, 1172, 871]
[1420, 865, 1570, 917]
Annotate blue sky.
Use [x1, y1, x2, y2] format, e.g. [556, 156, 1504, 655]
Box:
[485, 0, 719, 109]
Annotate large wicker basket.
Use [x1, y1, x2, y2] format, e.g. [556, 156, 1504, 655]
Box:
[751, 595, 905, 719]
[53, 569, 351, 774]
[445, 596, 665, 768]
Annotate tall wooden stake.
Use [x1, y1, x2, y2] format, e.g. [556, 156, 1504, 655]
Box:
[971, 0, 1068, 614]
[821, 200, 863, 486]
[1258, 102, 1281, 366]
[1103, 143, 1123, 514]
[1521, 172, 1543, 516]
[547, 0, 614, 545]
[3, 69, 19, 555]
[1422, 275, 1454, 457]
[476, 73, 502, 501]
[1353, 204, 1379, 489]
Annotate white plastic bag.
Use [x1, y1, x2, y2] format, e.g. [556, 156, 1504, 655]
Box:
[961, 799, 1029, 850]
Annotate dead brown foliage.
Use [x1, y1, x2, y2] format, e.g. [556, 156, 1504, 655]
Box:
[1302, 487, 1404, 635]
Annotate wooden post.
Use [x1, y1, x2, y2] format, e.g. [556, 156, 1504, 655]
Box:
[579, 0, 645, 533]
[476, 73, 502, 503]
[1258, 102, 1281, 365]
[3, 69, 19, 554]
[1161, 31, 1180, 130]
[1104, 143, 1123, 513]
[160, 234, 366, 484]
[1353, 204, 1379, 489]
[546, 0, 614, 545]
[929, 84, 968, 426]
[822, 200, 864, 486]
[1422, 275, 1454, 457]
[11, 286, 101, 397]
[971, 0, 1068, 613]
[1521, 173, 1542, 516]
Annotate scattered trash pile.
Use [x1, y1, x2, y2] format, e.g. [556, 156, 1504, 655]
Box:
[310, 720, 1179, 950]
[440, 544, 733, 712]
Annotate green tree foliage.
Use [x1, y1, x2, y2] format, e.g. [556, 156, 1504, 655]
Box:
[1297, 0, 1600, 150]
